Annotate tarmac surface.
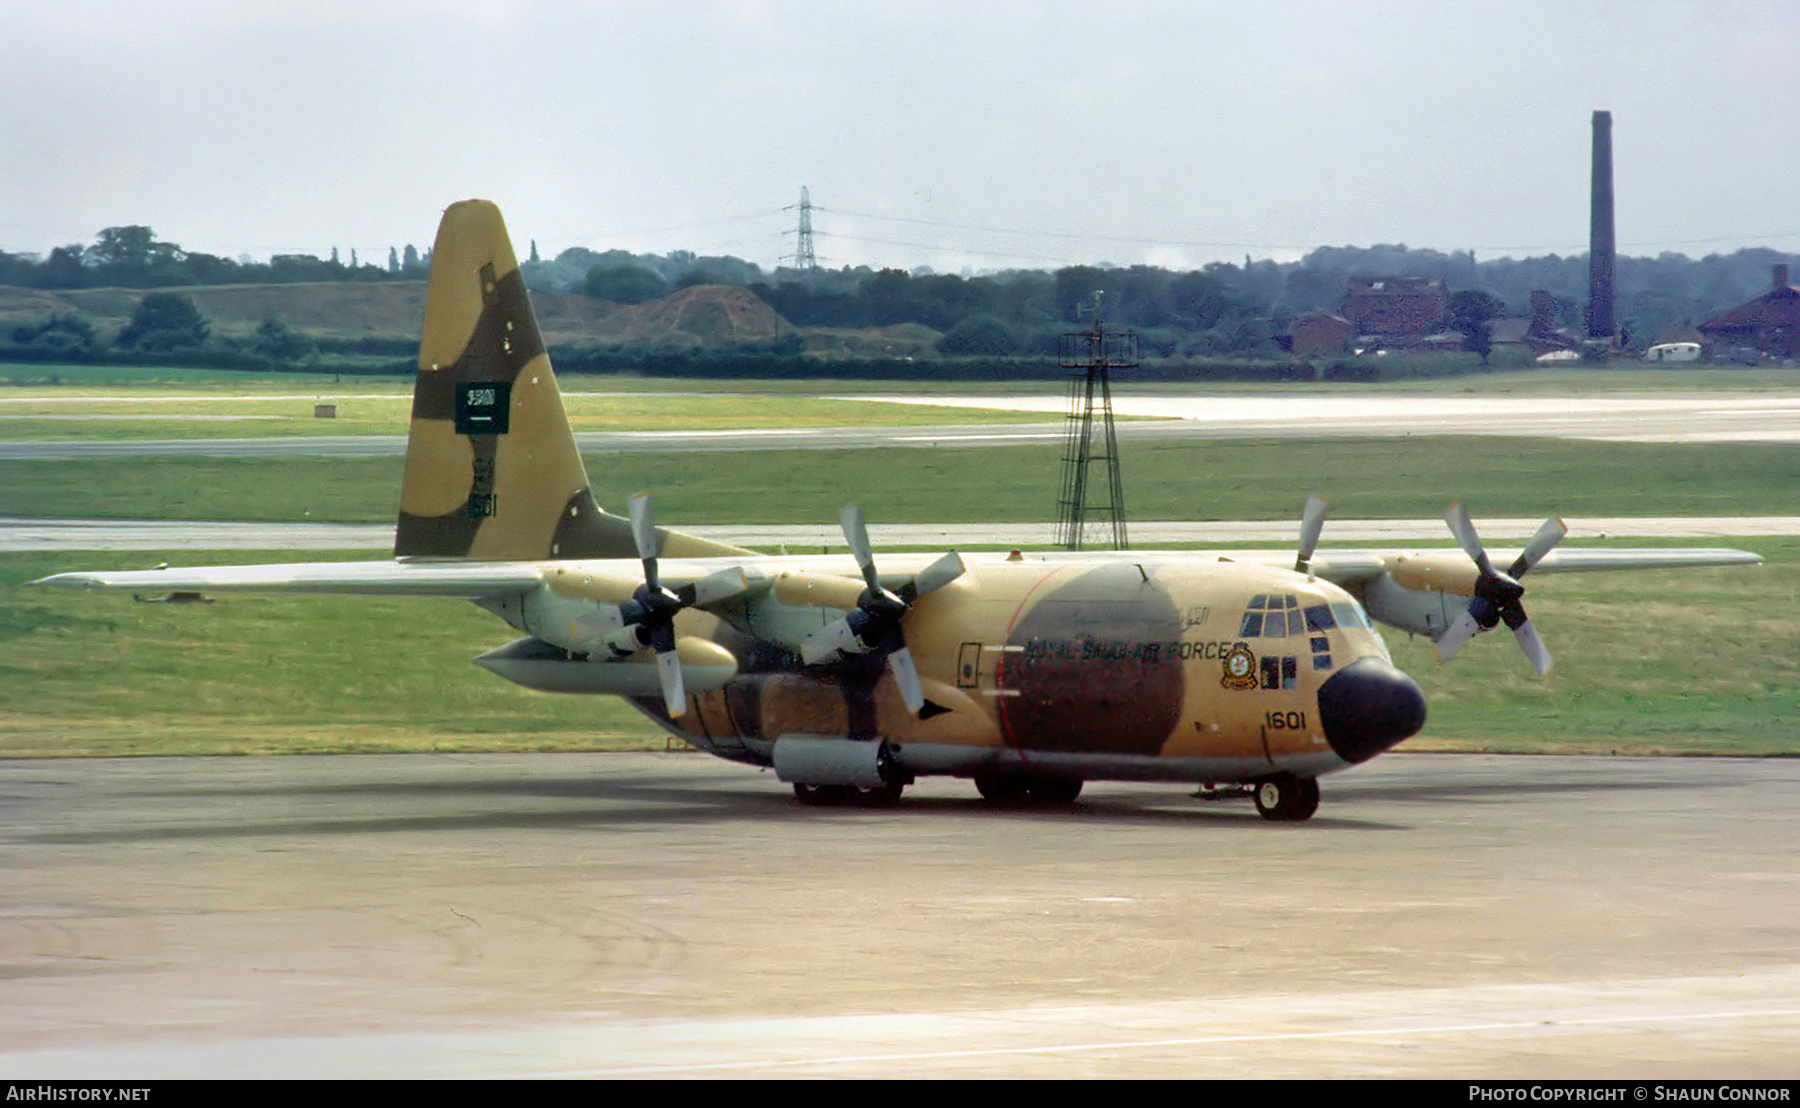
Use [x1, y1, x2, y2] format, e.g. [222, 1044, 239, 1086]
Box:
[1, 751, 1797, 1079]
[4, 388, 1799, 459]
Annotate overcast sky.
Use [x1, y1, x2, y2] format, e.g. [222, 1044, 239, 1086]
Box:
[4, 1, 1796, 274]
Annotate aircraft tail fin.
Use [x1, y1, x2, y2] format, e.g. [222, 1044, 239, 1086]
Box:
[393, 200, 748, 562]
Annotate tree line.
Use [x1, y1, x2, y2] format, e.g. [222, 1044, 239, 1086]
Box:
[0, 225, 432, 289]
[5, 222, 1797, 367]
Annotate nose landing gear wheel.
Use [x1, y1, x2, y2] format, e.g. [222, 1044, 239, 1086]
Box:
[1253, 774, 1320, 821]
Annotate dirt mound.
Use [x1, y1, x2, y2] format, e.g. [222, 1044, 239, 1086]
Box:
[1, 281, 839, 352]
[619, 285, 792, 347]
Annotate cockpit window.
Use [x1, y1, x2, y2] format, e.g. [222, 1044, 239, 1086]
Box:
[1239, 594, 1305, 637]
[1241, 595, 1371, 639]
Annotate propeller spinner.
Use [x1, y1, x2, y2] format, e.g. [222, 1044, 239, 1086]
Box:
[796, 504, 964, 714]
[1434, 503, 1567, 675]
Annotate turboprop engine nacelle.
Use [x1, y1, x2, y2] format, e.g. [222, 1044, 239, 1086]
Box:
[1360, 572, 1468, 640]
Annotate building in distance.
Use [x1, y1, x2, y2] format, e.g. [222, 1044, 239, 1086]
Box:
[1698, 265, 1799, 363]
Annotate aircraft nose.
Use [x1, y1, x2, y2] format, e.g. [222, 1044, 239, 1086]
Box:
[1317, 657, 1427, 764]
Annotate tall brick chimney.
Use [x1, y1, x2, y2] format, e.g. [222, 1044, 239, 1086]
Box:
[1586, 110, 1616, 342]
[1775, 264, 1791, 291]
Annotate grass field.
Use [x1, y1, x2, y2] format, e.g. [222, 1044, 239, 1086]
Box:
[0, 388, 1064, 441]
[3, 435, 1797, 524]
[1, 367, 1794, 759]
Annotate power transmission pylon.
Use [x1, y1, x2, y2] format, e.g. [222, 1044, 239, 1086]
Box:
[782, 186, 820, 271]
[1055, 294, 1134, 550]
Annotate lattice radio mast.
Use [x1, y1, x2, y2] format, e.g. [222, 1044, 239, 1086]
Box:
[782, 186, 820, 271]
[1055, 293, 1135, 550]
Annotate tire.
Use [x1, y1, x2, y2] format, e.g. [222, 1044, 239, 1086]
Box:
[1253, 775, 1320, 822]
[974, 769, 1030, 804]
[793, 782, 854, 807]
[1027, 776, 1083, 805]
[853, 780, 906, 808]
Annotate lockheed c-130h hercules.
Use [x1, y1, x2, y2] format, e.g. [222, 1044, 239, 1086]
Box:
[34, 201, 1763, 821]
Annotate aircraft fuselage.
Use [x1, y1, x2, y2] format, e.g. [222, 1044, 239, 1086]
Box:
[479, 552, 1426, 790]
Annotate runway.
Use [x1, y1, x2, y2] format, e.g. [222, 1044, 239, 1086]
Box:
[843, 391, 1800, 445]
[1, 752, 1796, 1078]
[3, 388, 1798, 460]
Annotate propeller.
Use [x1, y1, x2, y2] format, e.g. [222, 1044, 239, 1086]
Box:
[797, 504, 964, 714]
[592, 492, 745, 717]
[1295, 495, 1328, 575]
[1435, 503, 1567, 675]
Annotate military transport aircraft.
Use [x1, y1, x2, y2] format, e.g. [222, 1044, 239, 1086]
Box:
[33, 201, 1762, 821]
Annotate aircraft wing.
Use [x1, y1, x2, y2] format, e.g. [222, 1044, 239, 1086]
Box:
[1299, 545, 1762, 588]
[31, 560, 551, 599]
[1519, 547, 1765, 573]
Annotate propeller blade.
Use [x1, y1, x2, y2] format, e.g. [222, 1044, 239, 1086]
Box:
[909, 551, 966, 599]
[1509, 516, 1568, 578]
[1439, 502, 1557, 676]
[1511, 619, 1554, 676]
[888, 645, 925, 714]
[839, 503, 879, 591]
[627, 492, 657, 561]
[1295, 495, 1328, 574]
[1443, 502, 1493, 574]
[1434, 608, 1483, 664]
[801, 618, 865, 665]
[627, 492, 661, 594]
[655, 647, 686, 716]
[805, 505, 963, 718]
[687, 567, 748, 607]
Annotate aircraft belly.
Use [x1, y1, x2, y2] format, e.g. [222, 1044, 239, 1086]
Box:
[891, 744, 1353, 784]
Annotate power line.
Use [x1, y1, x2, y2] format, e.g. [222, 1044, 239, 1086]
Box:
[825, 206, 1800, 259]
[816, 230, 1088, 267]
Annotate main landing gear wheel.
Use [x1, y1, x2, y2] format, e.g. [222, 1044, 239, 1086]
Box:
[1253, 774, 1320, 822]
[854, 780, 906, 808]
[974, 770, 1083, 806]
[793, 782, 854, 807]
[974, 770, 1030, 804]
[1027, 776, 1083, 805]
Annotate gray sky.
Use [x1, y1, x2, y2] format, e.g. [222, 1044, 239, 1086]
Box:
[5, 0, 1796, 273]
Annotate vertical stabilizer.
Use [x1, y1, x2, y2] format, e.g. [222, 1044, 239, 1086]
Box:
[394, 200, 745, 562]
